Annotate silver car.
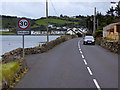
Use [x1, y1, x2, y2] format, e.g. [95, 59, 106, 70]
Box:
[83, 36, 95, 45]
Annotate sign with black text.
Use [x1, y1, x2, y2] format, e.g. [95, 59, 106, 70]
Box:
[16, 18, 31, 35]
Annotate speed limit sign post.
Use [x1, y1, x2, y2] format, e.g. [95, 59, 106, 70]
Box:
[17, 18, 31, 58]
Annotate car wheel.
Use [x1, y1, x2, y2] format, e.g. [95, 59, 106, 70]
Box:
[83, 42, 85, 45]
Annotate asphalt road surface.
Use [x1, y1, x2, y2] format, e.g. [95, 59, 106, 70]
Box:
[15, 38, 118, 89]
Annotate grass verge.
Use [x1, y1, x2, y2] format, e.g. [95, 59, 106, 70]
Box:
[0, 31, 15, 35]
[0, 62, 21, 86]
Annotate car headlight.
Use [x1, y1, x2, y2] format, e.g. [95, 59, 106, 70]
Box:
[92, 40, 95, 42]
[84, 40, 87, 42]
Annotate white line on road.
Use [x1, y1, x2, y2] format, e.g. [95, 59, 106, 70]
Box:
[83, 59, 87, 65]
[80, 50, 82, 53]
[87, 67, 93, 75]
[78, 41, 80, 49]
[81, 54, 85, 59]
[93, 79, 101, 90]
[77, 39, 101, 90]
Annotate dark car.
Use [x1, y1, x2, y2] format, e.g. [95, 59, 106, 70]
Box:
[83, 36, 95, 45]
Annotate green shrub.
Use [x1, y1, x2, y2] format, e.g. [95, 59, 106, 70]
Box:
[94, 30, 103, 38]
[0, 62, 21, 84]
[76, 33, 82, 37]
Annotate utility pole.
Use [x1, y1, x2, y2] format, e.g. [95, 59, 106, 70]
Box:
[93, 7, 96, 34]
[97, 19, 99, 30]
[46, 0, 49, 43]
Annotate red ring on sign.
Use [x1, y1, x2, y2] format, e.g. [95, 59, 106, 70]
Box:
[18, 18, 30, 30]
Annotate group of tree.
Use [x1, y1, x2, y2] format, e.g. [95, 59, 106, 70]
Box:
[85, 4, 120, 34]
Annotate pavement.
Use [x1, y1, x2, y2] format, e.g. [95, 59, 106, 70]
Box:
[15, 38, 118, 89]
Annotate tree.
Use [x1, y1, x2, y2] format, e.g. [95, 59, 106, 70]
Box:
[115, 4, 120, 17]
[60, 14, 63, 17]
[106, 6, 115, 16]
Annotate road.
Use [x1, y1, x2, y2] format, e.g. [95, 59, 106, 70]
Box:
[15, 38, 118, 89]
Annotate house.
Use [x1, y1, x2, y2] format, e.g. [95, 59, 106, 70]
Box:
[103, 22, 120, 40]
[0, 29, 9, 31]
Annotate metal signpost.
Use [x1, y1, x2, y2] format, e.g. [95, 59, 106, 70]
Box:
[17, 18, 31, 58]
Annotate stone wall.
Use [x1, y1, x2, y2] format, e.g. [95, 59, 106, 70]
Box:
[1, 35, 76, 63]
[96, 37, 119, 53]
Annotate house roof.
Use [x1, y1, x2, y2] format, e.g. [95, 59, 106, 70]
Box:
[103, 22, 120, 31]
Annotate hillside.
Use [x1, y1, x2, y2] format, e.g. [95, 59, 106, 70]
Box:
[0, 15, 86, 33]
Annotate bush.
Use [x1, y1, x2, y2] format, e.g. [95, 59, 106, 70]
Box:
[94, 30, 103, 38]
[0, 62, 21, 87]
[76, 33, 82, 37]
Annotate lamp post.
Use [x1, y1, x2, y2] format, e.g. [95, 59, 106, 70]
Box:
[46, 0, 49, 43]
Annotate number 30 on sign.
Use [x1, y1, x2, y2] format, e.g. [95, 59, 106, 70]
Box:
[18, 18, 30, 30]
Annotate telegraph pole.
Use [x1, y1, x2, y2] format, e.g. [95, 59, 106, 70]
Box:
[97, 19, 99, 30]
[93, 7, 96, 34]
[46, 0, 49, 43]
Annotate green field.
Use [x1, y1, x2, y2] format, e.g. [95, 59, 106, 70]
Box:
[32, 18, 79, 28]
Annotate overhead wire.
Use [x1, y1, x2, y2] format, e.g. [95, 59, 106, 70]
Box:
[49, 0, 59, 16]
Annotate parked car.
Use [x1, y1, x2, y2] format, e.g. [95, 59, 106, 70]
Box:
[83, 36, 95, 45]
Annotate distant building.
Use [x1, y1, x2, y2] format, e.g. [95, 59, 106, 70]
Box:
[0, 29, 9, 31]
[56, 27, 61, 29]
[48, 24, 53, 28]
[103, 22, 120, 40]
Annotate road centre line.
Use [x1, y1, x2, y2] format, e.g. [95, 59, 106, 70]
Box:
[93, 79, 101, 90]
[80, 51, 82, 54]
[87, 67, 93, 75]
[78, 39, 101, 90]
[83, 59, 87, 65]
[81, 54, 85, 59]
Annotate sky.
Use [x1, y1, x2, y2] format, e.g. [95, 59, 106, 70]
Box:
[0, 0, 119, 19]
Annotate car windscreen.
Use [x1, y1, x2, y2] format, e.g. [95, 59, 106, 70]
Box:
[85, 36, 94, 39]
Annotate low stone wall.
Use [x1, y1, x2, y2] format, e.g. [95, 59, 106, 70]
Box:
[1, 35, 76, 63]
[96, 38, 119, 53]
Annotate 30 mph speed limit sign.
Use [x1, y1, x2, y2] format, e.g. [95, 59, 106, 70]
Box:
[17, 18, 31, 35]
[18, 18, 30, 30]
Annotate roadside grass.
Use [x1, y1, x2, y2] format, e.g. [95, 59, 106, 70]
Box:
[0, 31, 15, 35]
[0, 62, 21, 84]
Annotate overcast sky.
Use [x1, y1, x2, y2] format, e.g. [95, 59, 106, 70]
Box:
[0, 0, 119, 19]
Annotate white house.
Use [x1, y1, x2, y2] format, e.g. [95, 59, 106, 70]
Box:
[0, 29, 9, 31]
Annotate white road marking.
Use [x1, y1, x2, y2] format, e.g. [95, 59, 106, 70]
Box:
[77, 39, 101, 90]
[80, 51, 82, 54]
[83, 59, 87, 65]
[81, 54, 85, 59]
[93, 79, 101, 90]
[78, 41, 80, 49]
[87, 67, 93, 75]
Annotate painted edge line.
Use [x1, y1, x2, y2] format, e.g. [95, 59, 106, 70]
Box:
[87, 67, 93, 75]
[93, 79, 101, 90]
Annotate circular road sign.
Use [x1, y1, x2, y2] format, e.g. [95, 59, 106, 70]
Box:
[18, 18, 30, 30]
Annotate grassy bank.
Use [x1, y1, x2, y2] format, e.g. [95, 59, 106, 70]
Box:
[0, 62, 21, 87]
[0, 31, 15, 35]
